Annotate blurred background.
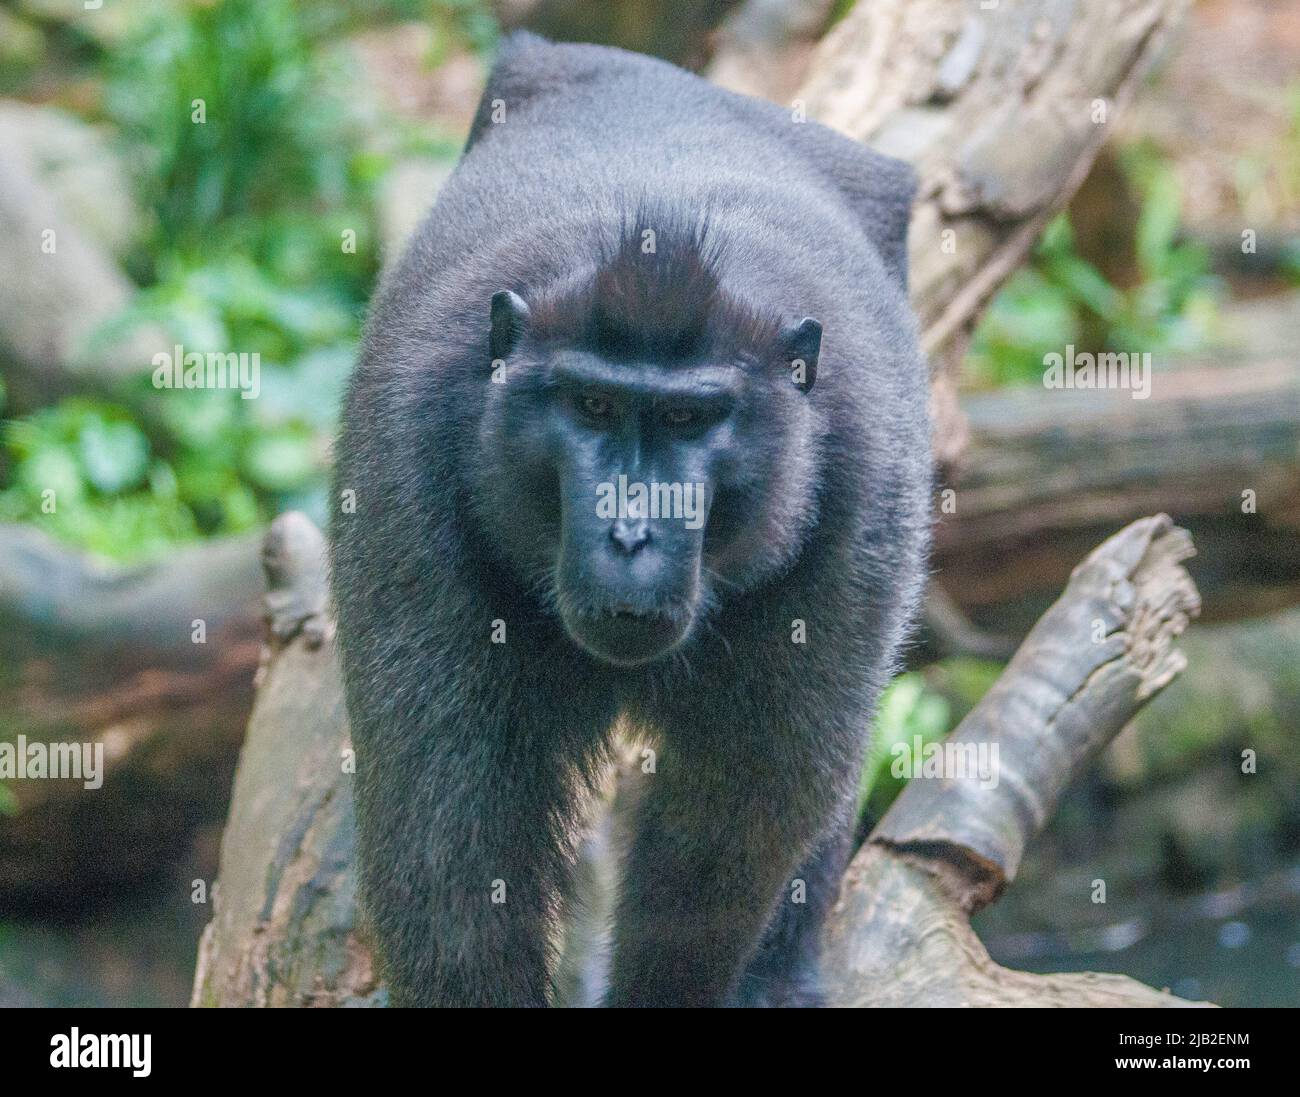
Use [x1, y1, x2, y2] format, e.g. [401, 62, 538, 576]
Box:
[0, 0, 1296, 1007]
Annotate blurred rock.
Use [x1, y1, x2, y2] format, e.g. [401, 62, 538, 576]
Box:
[0, 100, 162, 406]
[0, 102, 141, 260]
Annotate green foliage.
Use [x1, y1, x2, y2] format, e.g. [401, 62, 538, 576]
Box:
[855, 658, 1005, 824]
[0, 326, 352, 557]
[103, 0, 378, 254]
[417, 0, 500, 61]
[858, 673, 953, 818]
[1233, 83, 1300, 256]
[1273, 87, 1300, 286]
[0, 0, 431, 560]
[0, 399, 200, 559]
[1283, 239, 1300, 286]
[299, 0, 499, 55]
[828, 0, 860, 28]
[104, 252, 359, 370]
[926, 657, 1003, 716]
[968, 146, 1221, 388]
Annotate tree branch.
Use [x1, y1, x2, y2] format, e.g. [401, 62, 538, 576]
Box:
[792, 0, 1191, 463]
[825, 515, 1206, 1007]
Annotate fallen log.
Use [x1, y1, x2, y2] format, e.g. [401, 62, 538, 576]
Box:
[933, 359, 1300, 636]
[192, 511, 1205, 1007]
[800, 0, 1189, 355]
[827, 515, 1205, 1006]
[0, 525, 262, 911]
[190, 514, 376, 1007]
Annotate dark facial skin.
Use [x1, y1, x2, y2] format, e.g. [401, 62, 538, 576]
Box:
[485, 346, 780, 667]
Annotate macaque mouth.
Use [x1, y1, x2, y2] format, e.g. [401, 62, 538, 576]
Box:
[562, 600, 694, 667]
[608, 603, 652, 620]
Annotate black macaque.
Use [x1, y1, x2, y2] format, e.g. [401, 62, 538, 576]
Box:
[330, 32, 931, 1008]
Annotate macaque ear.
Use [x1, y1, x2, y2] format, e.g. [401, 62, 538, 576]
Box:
[782, 316, 821, 394]
[489, 290, 530, 362]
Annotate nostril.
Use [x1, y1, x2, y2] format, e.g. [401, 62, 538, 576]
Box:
[609, 518, 650, 555]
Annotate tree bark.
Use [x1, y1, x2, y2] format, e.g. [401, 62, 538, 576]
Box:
[190, 514, 379, 1008]
[192, 512, 1206, 1007]
[799, 0, 1189, 352]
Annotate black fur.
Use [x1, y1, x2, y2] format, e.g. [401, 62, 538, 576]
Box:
[330, 32, 931, 1008]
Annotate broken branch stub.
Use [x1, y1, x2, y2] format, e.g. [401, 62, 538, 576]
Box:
[822, 515, 1206, 1007]
[191, 513, 379, 1008]
[873, 514, 1200, 911]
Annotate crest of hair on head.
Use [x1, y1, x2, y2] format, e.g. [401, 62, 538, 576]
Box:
[529, 197, 785, 364]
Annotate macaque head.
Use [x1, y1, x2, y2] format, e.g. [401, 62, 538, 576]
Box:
[474, 226, 822, 667]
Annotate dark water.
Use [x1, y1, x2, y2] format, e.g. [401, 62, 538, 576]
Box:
[0, 911, 199, 1008]
[0, 835, 211, 1008]
[974, 863, 1300, 1007]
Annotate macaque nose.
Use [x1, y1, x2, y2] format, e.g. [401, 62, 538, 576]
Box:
[609, 517, 650, 555]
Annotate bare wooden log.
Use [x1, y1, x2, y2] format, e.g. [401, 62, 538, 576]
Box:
[824, 514, 1207, 1006]
[820, 851, 1207, 1007]
[191, 514, 379, 1008]
[0, 525, 262, 909]
[800, 0, 1190, 356]
[884, 515, 1198, 904]
[192, 512, 1207, 1007]
[933, 359, 1300, 635]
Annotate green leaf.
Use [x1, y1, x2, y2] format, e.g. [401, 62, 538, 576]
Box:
[243, 428, 318, 492]
[1135, 163, 1183, 278]
[858, 673, 953, 814]
[19, 447, 84, 504]
[78, 417, 150, 494]
[1043, 253, 1124, 321]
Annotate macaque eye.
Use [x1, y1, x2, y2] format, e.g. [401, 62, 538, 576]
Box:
[660, 405, 697, 427]
[578, 393, 616, 420]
